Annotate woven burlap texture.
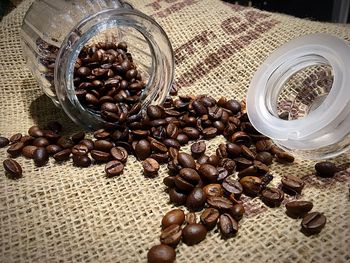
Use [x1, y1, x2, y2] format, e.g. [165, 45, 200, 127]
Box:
[1, 0, 349, 262]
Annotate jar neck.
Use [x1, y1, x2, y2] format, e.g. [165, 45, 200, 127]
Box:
[54, 8, 174, 130]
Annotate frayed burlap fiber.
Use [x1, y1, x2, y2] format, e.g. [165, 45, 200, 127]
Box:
[0, 0, 349, 262]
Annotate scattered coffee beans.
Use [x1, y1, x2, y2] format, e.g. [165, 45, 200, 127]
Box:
[301, 212, 326, 235]
[315, 161, 337, 177]
[161, 209, 185, 229]
[3, 158, 22, 178]
[281, 175, 304, 195]
[147, 244, 176, 263]
[182, 223, 207, 245]
[285, 200, 313, 218]
[219, 213, 238, 238]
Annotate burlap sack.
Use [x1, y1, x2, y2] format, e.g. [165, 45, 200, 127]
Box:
[0, 0, 349, 262]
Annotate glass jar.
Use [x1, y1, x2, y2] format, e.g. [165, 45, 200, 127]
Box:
[247, 33, 350, 160]
[21, 0, 174, 130]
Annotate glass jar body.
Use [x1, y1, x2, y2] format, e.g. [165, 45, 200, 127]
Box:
[21, 0, 174, 130]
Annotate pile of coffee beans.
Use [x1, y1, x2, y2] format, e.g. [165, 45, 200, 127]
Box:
[0, 40, 336, 263]
[73, 41, 146, 123]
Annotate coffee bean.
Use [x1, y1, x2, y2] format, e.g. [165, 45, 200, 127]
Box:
[94, 140, 114, 152]
[135, 139, 151, 160]
[53, 149, 72, 161]
[3, 158, 22, 178]
[79, 139, 94, 151]
[281, 175, 304, 195]
[260, 187, 284, 207]
[219, 213, 239, 238]
[142, 158, 159, 177]
[229, 203, 245, 221]
[225, 99, 241, 114]
[175, 168, 200, 192]
[91, 150, 111, 162]
[239, 176, 262, 196]
[160, 224, 182, 247]
[185, 212, 197, 224]
[207, 196, 233, 211]
[203, 184, 223, 197]
[198, 164, 218, 183]
[222, 176, 243, 199]
[190, 141, 206, 159]
[161, 209, 185, 229]
[255, 140, 272, 152]
[7, 142, 24, 157]
[166, 123, 179, 139]
[275, 150, 294, 164]
[234, 157, 253, 171]
[216, 143, 228, 159]
[33, 147, 49, 167]
[197, 154, 209, 164]
[285, 200, 313, 218]
[301, 212, 326, 235]
[71, 131, 85, 143]
[57, 136, 74, 149]
[9, 133, 22, 144]
[163, 176, 176, 188]
[217, 167, 229, 182]
[72, 144, 89, 156]
[22, 145, 38, 159]
[218, 158, 236, 174]
[230, 131, 251, 147]
[20, 135, 34, 146]
[93, 129, 111, 140]
[147, 244, 176, 263]
[186, 187, 206, 212]
[151, 139, 169, 152]
[147, 105, 164, 119]
[110, 146, 128, 163]
[0, 136, 9, 147]
[169, 188, 187, 205]
[77, 66, 91, 76]
[315, 161, 337, 177]
[207, 155, 220, 167]
[182, 223, 207, 245]
[226, 143, 241, 157]
[46, 144, 62, 155]
[182, 127, 200, 140]
[237, 165, 258, 178]
[255, 151, 273, 165]
[240, 145, 255, 160]
[105, 160, 124, 176]
[177, 152, 196, 169]
[200, 208, 219, 230]
[202, 127, 217, 139]
[28, 126, 44, 137]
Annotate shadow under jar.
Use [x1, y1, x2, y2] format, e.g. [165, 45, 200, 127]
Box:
[21, 0, 174, 130]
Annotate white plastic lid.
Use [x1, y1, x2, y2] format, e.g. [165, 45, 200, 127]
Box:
[247, 33, 350, 151]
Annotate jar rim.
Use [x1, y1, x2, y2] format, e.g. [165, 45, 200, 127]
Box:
[247, 33, 350, 150]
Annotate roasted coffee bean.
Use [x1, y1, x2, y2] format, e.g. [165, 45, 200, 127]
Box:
[105, 160, 124, 176]
[218, 158, 236, 174]
[79, 139, 94, 151]
[94, 140, 113, 152]
[147, 105, 164, 119]
[175, 168, 200, 192]
[230, 131, 251, 147]
[234, 157, 253, 171]
[28, 126, 44, 137]
[237, 165, 258, 178]
[222, 177, 243, 199]
[239, 176, 262, 196]
[229, 203, 245, 221]
[192, 100, 207, 115]
[72, 155, 91, 167]
[71, 144, 89, 156]
[203, 184, 223, 197]
[163, 176, 176, 188]
[281, 175, 304, 195]
[0, 136, 10, 147]
[207, 154, 220, 167]
[147, 244, 176, 263]
[200, 208, 219, 230]
[151, 139, 169, 152]
[93, 129, 111, 140]
[253, 160, 270, 174]
[255, 140, 272, 152]
[161, 209, 185, 228]
[219, 213, 239, 238]
[185, 212, 197, 224]
[217, 167, 229, 182]
[142, 158, 160, 177]
[216, 143, 228, 159]
[285, 200, 313, 217]
[182, 127, 200, 140]
[71, 131, 85, 143]
[315, 161, 337, 177]
[57, 136, 74, 149]
[198, 163, 218, 183]
[240, 145, 255, 160]
[255, 151, 273, 165]
[46, 144, 62, 155]
[202, 127, 217, 139]
[207, 196, 233, 211]
[110, 146, 128, 163]
[260, 173, 274, 189]
[176, 133, 189, 145]
[226, 143, 241, 158]
[169, 188, 187, 206]
[3, 158, 22, 178]
[22, 145, 38, 159]
[7, 142, 25, 157]
[20, 135, 34, 146]
[275, 150, 294, 164]
[186, 187, 206, 212]
[225, 99, 241, 114]
[150, 152, 169, 164]
[177, 152, 196, 169]
[33, 147, 49, 167]
[77, 66, 91, 76]
[191, 141, 206, 158]
[32, 137, 50, 147]
[260, 187, 284, 207]
[197, 154, 209, 164]
[166, 123, 179, 139]
[301, 212, 326, 235]
[90, 149, 111, 161]
[160, 224, 182, 247]
[182, 223, 207, 246]
[9, 133, 22, 145]
[53, 149, 71, 161]
[134, 139, 151, 160]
